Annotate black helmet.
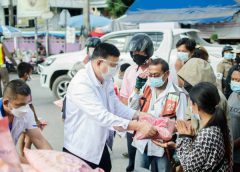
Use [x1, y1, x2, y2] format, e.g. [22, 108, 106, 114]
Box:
[222, 45, 233, 57]
[85, 37, 101, 48]
[129, 33, 154, 57]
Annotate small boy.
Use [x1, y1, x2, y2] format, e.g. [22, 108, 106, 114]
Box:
[17, 62, 47, 156]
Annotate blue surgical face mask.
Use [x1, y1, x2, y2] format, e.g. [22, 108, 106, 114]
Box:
[149, 75, 165, 88]
[190, 105, 200, 120]
[177, 52, 189, 62]
[231, 80, 240, 93]
[224, 53, 234, 60]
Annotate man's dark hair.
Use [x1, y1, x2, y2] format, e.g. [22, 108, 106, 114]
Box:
[176, 38, 196, 52]
[91, 43, 120, 60]
[149, 58, 169, 73]
[120, 63, 130, 72]
[3, 79, 31, 99]
[17, 62, 34, 78]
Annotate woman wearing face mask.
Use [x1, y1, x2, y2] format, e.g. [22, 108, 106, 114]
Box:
[170, 38, 196, 86]
[216, 45, 235, 92]
[176, 82, 232, 172]
[128, 58, 187, 172]
[227, 66, 240, 172]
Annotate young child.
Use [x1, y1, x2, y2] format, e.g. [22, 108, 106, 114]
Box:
[17, 62, 47, 156]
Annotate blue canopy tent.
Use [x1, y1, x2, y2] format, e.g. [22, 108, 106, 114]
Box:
[120, 0, 240, 24]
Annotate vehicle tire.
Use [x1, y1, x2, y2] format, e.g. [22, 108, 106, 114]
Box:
[52, 75, 71, 99]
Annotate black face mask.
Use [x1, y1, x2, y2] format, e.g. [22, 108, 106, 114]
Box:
[132, 54, 149, 66]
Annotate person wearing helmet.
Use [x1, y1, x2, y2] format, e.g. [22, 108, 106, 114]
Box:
[216, 45, 235, 92]
[85, 37, 101, 62]
[120, 33, 154, 172]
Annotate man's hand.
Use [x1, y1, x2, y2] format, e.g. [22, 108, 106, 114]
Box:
[132, 111, 151, 120]
[176, 120, 195, 136]
[152, 140, 176, 149]
[138, 121, 158, 139]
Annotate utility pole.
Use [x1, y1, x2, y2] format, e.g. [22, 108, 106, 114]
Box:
[83, 0, 90, 38]
[8, 0, 14, 26]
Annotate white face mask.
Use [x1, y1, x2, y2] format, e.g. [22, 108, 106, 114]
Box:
[101, 59, 119, 80]
[9, 104, 30, 118]
[102, 65, 118, 80]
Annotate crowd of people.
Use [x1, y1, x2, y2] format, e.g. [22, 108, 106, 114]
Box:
[0, 32, 240, 172]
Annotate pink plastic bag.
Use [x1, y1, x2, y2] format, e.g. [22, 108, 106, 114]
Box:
[24, 149, 104, 172]
[134, 115, 175, 141]
[0, 117, 23, 172]
[21, 164, 38, 172]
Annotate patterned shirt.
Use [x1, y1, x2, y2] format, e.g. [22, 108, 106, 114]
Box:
[177, 126, 232, 172]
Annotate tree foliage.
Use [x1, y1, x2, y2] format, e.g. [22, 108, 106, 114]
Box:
[107, 0, 134, 18]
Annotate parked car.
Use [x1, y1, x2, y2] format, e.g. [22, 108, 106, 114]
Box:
[39, 29, 223, 99]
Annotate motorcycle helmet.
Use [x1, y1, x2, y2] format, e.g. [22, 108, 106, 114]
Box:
[85, 37, 101, 48]
[129, 33, 154, 66]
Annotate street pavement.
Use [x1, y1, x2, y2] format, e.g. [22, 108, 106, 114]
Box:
[11, 74, 129, 172]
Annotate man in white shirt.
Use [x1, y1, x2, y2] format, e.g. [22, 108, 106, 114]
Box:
[0, 79, 52, 162]
[63, 43, 158, 172]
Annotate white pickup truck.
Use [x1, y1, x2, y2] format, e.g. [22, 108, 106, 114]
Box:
[39, 29, 223, 99]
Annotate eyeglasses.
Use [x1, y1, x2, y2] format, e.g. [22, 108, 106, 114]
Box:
[101, 59, 120, 68]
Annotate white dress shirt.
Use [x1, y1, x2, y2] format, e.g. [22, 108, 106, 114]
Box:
[64, 62, 135, 164]
[130, 80, 187, 157]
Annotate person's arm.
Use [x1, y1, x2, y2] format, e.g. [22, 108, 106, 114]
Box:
[216, 62, 224, 92]
[26, 128, 52, 149]
[29, 104, 39, 123]
[176, 93, 188, 120]
[3, 44, 17, 66]
[68, 82, 157, 138]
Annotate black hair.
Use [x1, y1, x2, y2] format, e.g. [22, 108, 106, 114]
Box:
[189, 82, 231, 163]
[120, 63, 130, 72]
[3, 79, 31, 99]
[225, 64, 240, 99]
[176, 38, 196, 52]
[192, 47, 209, 61]
[149, 58, 169, 73]
[91, 43, 120, 60]
[17, 62, 34, 78]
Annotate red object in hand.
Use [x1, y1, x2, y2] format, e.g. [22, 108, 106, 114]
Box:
[135, 115, 175, 141]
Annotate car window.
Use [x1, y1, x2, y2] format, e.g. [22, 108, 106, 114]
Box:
[126, 32, 164, 52]
[147, 32, 164, 51]
[103, 35, 128, 52]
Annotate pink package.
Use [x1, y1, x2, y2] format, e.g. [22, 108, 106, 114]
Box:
[135, 115, 175, 141]
[21, 164, 38, 172]
[0, 117, 23, 172]
[24, 149, 104, 172]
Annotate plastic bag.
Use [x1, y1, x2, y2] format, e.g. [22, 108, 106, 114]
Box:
[0, 117, 23, 172]
[134, 115, 175, 141]
[24, 148, 104, 172]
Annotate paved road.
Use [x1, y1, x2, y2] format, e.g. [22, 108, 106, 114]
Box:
[14, 74, 129, 172]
